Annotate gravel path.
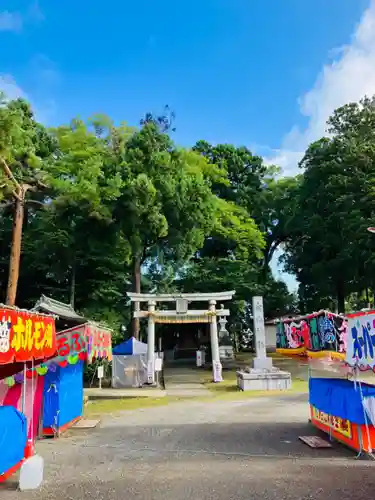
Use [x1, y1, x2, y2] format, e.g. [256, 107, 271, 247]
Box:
[2, 393, 374, 500]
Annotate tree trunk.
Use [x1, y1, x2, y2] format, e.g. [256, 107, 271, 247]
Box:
[6, 192, 24, 306]
[336, 284, 345, 314]
[70, 258, 76, 308]
[132, 256, 141, 339]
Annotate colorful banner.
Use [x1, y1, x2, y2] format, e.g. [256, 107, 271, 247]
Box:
[56, 328, 86, 367]
[86, 324, 112, 362]
[2, 323, 113, 383]
[346, 310, 375, 370]
[54, 323, 112, 365]
[276, 310, 347, 355]
[311, 405, 352, 438]
[0, 308, 56, 365]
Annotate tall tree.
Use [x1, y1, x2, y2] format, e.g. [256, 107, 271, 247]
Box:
[284, 96, 375, 313]
[0, 96, 56, 305]
[115, 125, 264, 337]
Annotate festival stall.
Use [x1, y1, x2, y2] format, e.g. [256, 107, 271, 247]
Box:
[276, 310, 347, 359]
[112, 336, 148, 388]
[42, 322, 112, 436]
[309, 309, 375, 456]
[0, 306, 56, 482]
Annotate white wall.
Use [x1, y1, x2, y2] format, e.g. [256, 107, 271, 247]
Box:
[265, 324, 277, 349]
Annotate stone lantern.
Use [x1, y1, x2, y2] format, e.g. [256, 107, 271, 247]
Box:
[218, 308, 234, 361]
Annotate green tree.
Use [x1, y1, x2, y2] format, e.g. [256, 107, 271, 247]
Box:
[191, 140, 295, 328]
[284, 95, 375, 313]
[0, 96, 56, 305]
[26, 116, 129, 310]
[115, 125, 265, 337]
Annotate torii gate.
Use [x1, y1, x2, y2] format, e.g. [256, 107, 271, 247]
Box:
[127, 291, 235, 384]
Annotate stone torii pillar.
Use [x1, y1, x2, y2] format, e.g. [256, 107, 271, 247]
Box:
[147, 300, 156, 384]
[209, 299, 222, 382]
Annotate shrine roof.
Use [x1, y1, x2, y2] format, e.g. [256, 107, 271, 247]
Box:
[32, 295, 87, 323]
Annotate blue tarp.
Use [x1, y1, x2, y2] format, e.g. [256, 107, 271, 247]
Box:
[309, 377, 375, 424]
[113, 337, 147, 355]
[43, 360, 84, 430]
[0, 406, 27, 475]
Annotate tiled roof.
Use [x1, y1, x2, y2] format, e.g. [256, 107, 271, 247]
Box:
[32, 295, 87, 323]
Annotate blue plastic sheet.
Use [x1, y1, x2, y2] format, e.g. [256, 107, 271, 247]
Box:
[0, 406, 27, 475]
[43, 360, 84, 430]
[309, 377, 375, 424]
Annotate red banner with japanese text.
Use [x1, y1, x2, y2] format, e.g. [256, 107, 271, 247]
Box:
[86, 324, 112, 362]
[0, 307, 56, 365]
[55, 326, 86, 367]
[53, 323, 112, 366]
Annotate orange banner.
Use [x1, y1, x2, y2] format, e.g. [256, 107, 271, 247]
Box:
[0, 308, 56, 365]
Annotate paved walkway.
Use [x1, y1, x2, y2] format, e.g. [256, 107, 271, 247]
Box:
[3, 393, 375, 500]
[163, 363, 212, 397]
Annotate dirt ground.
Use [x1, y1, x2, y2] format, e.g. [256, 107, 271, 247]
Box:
[2, 391, 375, 500]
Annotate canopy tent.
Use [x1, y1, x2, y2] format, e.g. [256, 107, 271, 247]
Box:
[112, 337, 148, 388]
[113, 337, 147, 355]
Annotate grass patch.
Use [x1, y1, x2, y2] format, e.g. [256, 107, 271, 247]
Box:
[234, 352, 285, 364]
[84, 355, 309, 417]
[200, 367, 308, 400]
[84, 396, 185, 417]
[200, 379, 308, 402]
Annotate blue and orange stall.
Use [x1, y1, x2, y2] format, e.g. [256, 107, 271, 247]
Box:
[309, 309, 375, 456]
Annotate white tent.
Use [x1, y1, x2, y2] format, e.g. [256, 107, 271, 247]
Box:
[111, 337, 148, 388]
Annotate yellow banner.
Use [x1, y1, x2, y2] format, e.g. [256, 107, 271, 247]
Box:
[312, 406, 352, 438]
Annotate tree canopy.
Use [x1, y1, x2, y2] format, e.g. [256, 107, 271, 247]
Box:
[13, 91, 375, 342]
[282, 96, 375, 313]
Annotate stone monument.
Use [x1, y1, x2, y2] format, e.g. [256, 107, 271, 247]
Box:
[236, 296, 292, 391]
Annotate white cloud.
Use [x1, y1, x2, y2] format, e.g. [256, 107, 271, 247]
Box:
[0, 11, 23, 32]
[0, 74, 28, 100]
[0, 74, 56, 123]
[28, 1, 45, 23]
[267, 0, 375, 175]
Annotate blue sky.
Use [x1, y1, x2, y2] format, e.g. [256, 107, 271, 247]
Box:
[1, 0, 375, 292]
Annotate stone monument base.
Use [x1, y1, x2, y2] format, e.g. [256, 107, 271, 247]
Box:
[236, 366, 292, 391]
[219, 345, 235, 361]
[252, 356, 273, 371]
